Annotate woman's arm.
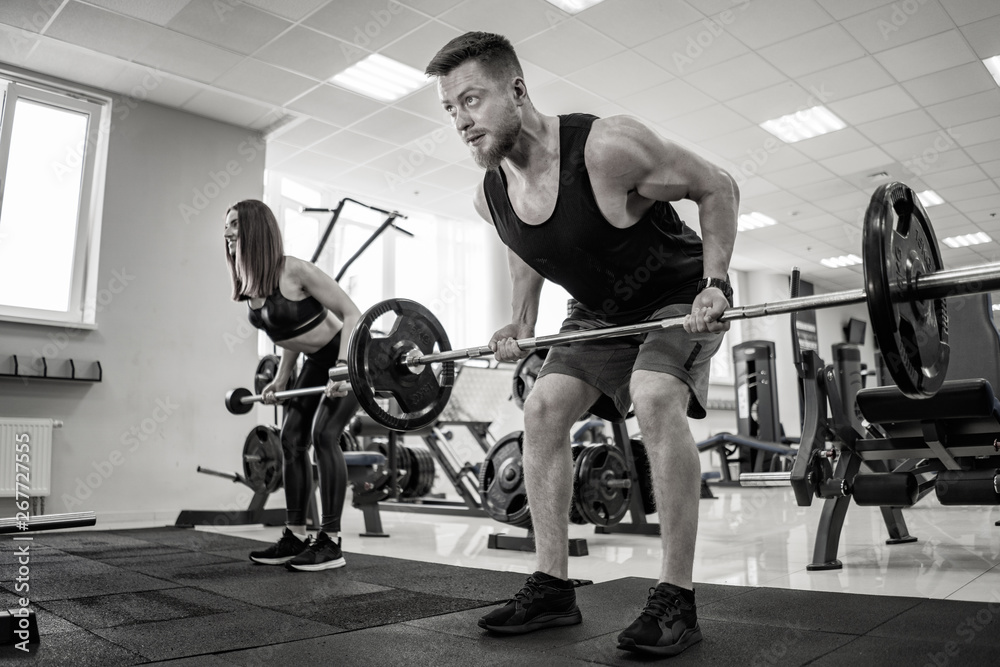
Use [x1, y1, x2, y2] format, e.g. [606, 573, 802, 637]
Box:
[292, 257, 362, 362]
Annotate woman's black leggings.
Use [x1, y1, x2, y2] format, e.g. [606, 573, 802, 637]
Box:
[280, 334, 358, 533]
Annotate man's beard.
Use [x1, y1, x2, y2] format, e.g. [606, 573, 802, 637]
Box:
[473, 106, 521, 170]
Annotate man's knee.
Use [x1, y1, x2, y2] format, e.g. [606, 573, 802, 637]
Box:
[631, 374, 689, 423]
[523, 382, 590, 430]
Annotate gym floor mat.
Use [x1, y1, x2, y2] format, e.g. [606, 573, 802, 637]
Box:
[0, 527, 994, 666]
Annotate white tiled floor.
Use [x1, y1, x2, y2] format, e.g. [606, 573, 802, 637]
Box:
[200, 483, 1000, 605]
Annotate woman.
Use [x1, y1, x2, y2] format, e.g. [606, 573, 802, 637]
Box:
[224, 199, 361, 572]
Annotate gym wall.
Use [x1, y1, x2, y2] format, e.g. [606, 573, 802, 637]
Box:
[0, 94, 264, 523]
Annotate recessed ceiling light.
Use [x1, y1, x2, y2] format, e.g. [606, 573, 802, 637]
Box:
[984, 56, 1000, 87]
[760, 106, 846, 143]
[330, 54, 427, 102]
[943, 232, 991, 248]
[916, 190, 944, 207]
[820, 254, 862, 268]
[737, 211, 777, 231]
[545, 0, 607, 12]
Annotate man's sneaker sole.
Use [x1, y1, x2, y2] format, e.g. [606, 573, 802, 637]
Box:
[617, 626, 702, 656]
[478, 608, 583, 635]
[286, 556, 346, 572]
[249, 554, 298, 565]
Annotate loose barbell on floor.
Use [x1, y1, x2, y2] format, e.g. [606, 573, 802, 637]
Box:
[225, 182, 1000, 433]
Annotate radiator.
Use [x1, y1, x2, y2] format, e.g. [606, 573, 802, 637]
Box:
[0, 418, 59, 497]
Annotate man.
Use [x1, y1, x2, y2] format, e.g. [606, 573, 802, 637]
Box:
[426, 32, 738, 657]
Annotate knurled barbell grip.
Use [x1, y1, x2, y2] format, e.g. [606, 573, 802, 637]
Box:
[239, 382, 354, 405]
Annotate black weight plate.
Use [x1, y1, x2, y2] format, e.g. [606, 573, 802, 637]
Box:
[348, 299, 455, 432]
[253, 354, 298, 395]
[225, 387, 254, 415]
[573, 444, 631, 527]
[630, 439, 656, 515]
[401, 446, 436, 499]
[863, 182, 949, 398]
[242, 425, 283, 494]
[512, 349, 547, 410]
[479, 431, 532, 528]
[569, 443, 587, 525]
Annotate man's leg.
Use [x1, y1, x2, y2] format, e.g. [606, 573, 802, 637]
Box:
[631, 370, 700, 588]
[617, 369, 703, 656]
[521, 373, 602, 579]
[478, 372, 600, 634]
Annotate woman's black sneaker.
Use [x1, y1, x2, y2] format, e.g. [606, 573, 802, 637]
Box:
[478, 571, 582, 634]
[249, 528, 309, 565]
[617, 582, 702, 656]
[286, 531, 346, 571]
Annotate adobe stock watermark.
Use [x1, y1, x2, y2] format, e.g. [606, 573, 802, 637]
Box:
[61, 396, 181, 510]
[178, 132, 267, 224]
[5, 0, 59, 59]
[733, 84, 835, 185]
[384, 127, 451, 191]
[904, 129, 960, 177]
[878, 0, 932, 40]
[674, 0, 752, 73]
[340, 0, 407, 65]
[922, 589, 1000, 667]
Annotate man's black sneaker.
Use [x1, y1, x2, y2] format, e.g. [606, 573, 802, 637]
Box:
[617, 582, 702, 656]
[478, 571, 582, 634]
[286, 531, 346, 572]
[249, 528, 308, 565]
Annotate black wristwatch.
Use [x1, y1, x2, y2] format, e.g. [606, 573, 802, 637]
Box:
[697, 277, 733, 302]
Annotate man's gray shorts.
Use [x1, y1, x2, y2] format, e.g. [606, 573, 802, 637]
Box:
[536, 301, 725, 421]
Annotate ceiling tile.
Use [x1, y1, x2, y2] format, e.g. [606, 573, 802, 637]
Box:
[182, 88, 278, 129]
[619, 79, 716, 124]
[46, 2, 164, 61]
[565, 51, 672, 101]
[828, 85, 919, 125]
[266, 142, 304, 167]
[953, 193, 1000, 214]
[748, 146, 812, 176]
[794, 128, 874, 161]
[699, 125, 775, 160]
[762, 162, 838, 189]
[684, 53, 786, 101]
[981, 160, 1000, 178]
[311, 129, 397, 163]
[667, 104, 752, 143]
[304, 2, 429, 52]
[577, 0, 702, 48]
[960, 14, 1000, 59]
[438, 0, 570, 44]
[797, 57, 896, 104]
[380, 20, 462, 71]
[366, 148, 450, 184]
[166, 0, 292, 56]
[83, 0, 191, 26]
[874, 30, 978, 81]
[133, 30, 244, 84]
[213, 59, 318, 107]
[110, 69, 203, 109]
[0, 0, 60, 32]
[820, 146, 894, 176]
[881, 129, 961, 162]
[758, 24, 867, 78]
[255, 26, 357, 80]
[724, 0, 833, 49]
[532, 79, 608, 115]
[937, 180, 1000, 202]
[396, 0, 468, 18]
[814, 0, 895, 21]
[840, 1, 955, 54]
[514, 21, 625, 77]
[856, 109, 941, 145]
[902, 61, 998, 107]
[241, 0, 330, 21]
[23, 36, 128, 90]
[952, 117, 1000, 148]
[921, 165, 990, 190]
[939, 0, 1000, 26]
[286, 84, 383, 126]
[271, 118, 341, 148]
[348, 107, 444, 145]
[903, 147, 974, 175]
[393, 84, 451, 124]
[725, 81, 817, 124]
[633, 19, 749, 77]
[967, 139, 1000, 163]
[794, 178, 862, 202]
[927, 90, 1000, 129]
[277, 149, 357, 181]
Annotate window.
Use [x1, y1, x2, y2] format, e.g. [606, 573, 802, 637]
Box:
[0, 76, 110, 327]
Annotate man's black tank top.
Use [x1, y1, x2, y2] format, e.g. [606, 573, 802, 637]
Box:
[483, 113, 704, 325]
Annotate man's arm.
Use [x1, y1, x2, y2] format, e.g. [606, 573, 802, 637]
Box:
[586, 116, 740, 283]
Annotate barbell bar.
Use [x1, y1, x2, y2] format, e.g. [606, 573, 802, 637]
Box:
[226, 182, 998, 432]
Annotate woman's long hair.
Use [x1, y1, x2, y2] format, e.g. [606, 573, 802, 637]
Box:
[225, 199, 284, 301]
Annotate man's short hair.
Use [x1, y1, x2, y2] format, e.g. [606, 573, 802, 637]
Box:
[425, 31, 523, 83]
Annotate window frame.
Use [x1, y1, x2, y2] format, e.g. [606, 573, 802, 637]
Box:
[0, 68, 111, 329]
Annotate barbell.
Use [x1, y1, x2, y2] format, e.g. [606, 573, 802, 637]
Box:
[226, 182, 1000, 432]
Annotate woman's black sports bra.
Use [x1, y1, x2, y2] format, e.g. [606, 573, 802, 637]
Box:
[247, 288, 327, 342]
